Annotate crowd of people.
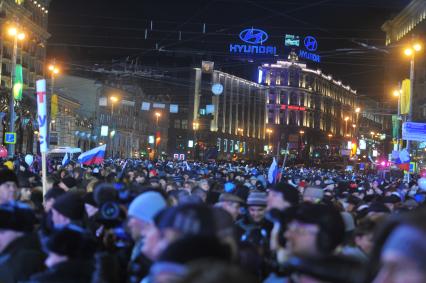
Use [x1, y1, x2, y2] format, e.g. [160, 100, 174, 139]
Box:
[0, 156, 425, 283]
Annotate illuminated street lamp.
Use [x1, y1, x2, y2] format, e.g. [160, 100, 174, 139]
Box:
[266, 128, 273, 154]
[299, 130, 305, 157]
[237, 128, 243, 135]
[344, 116, 349, 136]
[7, 26, 25, 158]
[154, 111, 161, 126]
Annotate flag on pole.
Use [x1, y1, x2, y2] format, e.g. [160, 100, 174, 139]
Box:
[62, 152, 70, 166]
[77, 144, 106, 165]
[268, 157, 280, 184]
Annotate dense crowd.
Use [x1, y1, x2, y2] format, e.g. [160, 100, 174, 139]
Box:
[0, 156, 425, 283]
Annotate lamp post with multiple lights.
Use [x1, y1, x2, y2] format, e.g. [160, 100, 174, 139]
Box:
[7, 27, 25, 157]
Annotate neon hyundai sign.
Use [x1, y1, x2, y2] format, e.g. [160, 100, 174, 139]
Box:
[230, 28, 277, 55]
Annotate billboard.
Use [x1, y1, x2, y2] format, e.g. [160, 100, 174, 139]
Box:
[402, 122, 426, 142]
[285, 34, 300, 47]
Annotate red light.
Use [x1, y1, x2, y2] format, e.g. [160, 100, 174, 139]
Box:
[283, 105, 306, 111]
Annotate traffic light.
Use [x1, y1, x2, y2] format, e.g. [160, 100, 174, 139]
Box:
[13, 64, 23, 100]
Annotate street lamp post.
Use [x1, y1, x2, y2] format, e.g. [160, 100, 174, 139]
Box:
[299, 130, 305, 157]
[355, 107, 360, 137]
[47, 63, 59, 147]
[193, 121, 199, 160]
[109, 95, 119, 158]
[404, 42, 422, 152]
[266, 128, 272, 155]
[393, 89, 402, 151]
[7, 27, 25, 158]
[328, 134, 332, 156]
[154, 112, 161, 159]
[344, 116, 349, 137]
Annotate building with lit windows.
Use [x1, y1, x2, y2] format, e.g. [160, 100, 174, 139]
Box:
[0, 0, 50, 89]
[191, 66, 267, 160]
[258, 55, 387, 158]
[0, 0, 50, 151]
[382, 0, 426, 122]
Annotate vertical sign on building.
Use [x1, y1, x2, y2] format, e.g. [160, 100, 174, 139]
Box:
[36, 79, 48, 153]
[13, 64, 23, 100]
[392, 115, 399, 139]
[401, 79, 410, 115]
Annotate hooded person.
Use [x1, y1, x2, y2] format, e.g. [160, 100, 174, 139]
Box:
[28, 224, 97, 283]
[0, 169, 19, 205]
[0, 202, 45, 283]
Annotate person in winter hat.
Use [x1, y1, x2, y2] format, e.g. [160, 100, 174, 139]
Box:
[267, 183, 300, 211]
[51, 192, 85, 228]
[0, 202, 45, 283]
[29, 224, 96, 283]
[0, 169, 18, 205]
[127, 191, 167, 283]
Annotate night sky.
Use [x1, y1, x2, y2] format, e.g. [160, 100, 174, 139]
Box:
[47, 0, 411, 100]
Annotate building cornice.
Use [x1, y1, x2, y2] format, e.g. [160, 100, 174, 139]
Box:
[382, 0, 426, 45]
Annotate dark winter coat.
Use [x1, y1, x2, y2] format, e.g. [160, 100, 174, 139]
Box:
[0, 233, 45, 283]
[27, 259, 94, 283]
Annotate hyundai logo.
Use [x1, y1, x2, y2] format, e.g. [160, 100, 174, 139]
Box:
[239, 28, 268, 45]
[304, 36, 318, 51]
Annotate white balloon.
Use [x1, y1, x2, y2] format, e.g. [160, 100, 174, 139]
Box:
[418, 177, 426, 191]
[24, 154, 34, 166]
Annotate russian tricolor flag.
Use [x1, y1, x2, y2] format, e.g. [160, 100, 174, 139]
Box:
[78, 144, 106, 165]
[268, 157, 280, 184]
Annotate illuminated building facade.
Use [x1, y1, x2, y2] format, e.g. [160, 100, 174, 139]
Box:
[259, 58, 360, 143]
[382, 0, 426, 121]
[192, 66, 267, 160]
[0, 0, 50, 88]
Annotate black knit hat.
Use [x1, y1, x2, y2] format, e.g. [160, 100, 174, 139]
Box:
[44, 225, 96, 259]
[44, 187, 66, 201]
[0, 169, 18, 186]
[270, 183, 300, 205]
[0, 202, 36, 232]
[52, 192, 85, 220]
[156, 204, 216, 237]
